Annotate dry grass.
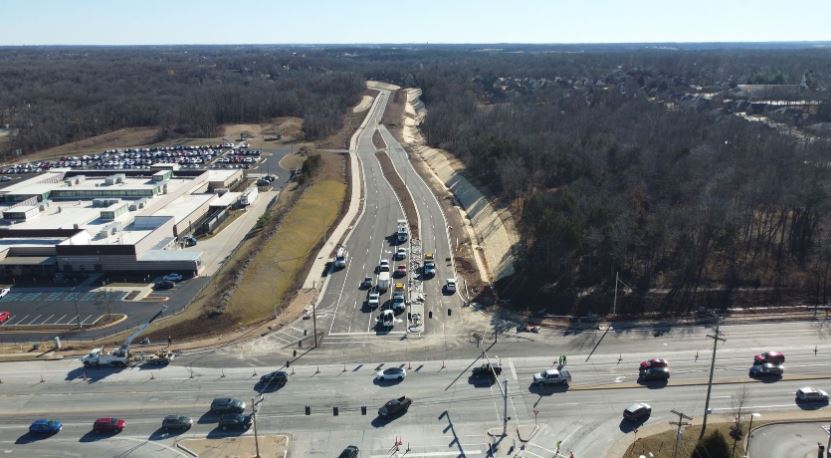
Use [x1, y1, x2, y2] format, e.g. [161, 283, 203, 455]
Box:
[625, 423, 744, 458]
[278, 153, 306, 171]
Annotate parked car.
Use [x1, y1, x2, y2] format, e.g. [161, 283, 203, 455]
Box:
[378, 396, 412, 417]
[750, 362, 784, 378]
[754, 351, 785, 365]
[360, 276, 373, 289]
[639, 358, 669, 371]
[375, 367, 406, 382]
[162, 273, 183, 282]
[639, 367, 670, 381]
[368, 291, 380, 309]
[0, 288, 9, 299]
[623, 402, 652, 421]
[338, 445, 359, 458]
[444, 278, 457, 294]
[796, 387, 829, 402]
[257, 370, 288, 388]
[471, 363, 502, 383]
[0, 311, 10, 324]
[218, 414, 253, 430]
[161, 415, 193, 431]
[29, 419, 62, 434]
[93, 417, 125, 433]
[154, 280, 175, 290]
[210, 398, 246, 414]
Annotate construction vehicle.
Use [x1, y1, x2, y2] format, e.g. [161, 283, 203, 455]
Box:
[396, 219, 408, 243]
[140, 349, 176, 367]
[423, 252, 436, 278]
[81, 306, 167, 368]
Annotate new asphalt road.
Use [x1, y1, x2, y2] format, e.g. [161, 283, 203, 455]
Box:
[2, 320, 831, 456]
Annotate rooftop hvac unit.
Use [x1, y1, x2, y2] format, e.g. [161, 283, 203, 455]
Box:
[73, 224, 79, 229]
[64, 179, 73, 187]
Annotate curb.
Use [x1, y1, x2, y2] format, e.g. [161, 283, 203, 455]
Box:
[175, 442, 198, 457]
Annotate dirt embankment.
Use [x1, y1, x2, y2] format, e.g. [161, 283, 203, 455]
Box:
[398, 87, 520, 302]
[375, 151, 419, 239]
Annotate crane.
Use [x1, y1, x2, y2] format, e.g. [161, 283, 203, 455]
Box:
[82, 305, 167, 368]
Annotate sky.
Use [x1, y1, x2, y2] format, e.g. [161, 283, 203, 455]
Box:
[1, 0, 828, 45]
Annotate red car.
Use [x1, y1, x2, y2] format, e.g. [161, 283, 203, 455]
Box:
[93, 417, 126, 433]
[639, 358, 669, 371]
[754, 351, 785, 365]
[0, 311, 11, 324]
[395, 265, 407, 277]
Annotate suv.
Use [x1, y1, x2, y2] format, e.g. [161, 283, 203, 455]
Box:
[750, 362, 784, 378]
[93, 417, 125, 433]
[339, 446, 359, 458]
[154, 280, 175, 290]
[210, 398, 246, 414]
[218, 414, 252, 430]
[444, 278, 457, 294]
[378, 396, 412, 417]
[796, 387, 829, 402]
[360, 276, 373, 289]
[623, 402, 652, 421]
[379, 260, 390, 273]
[395, 248, 407, 260]
[257, 370, 288, 388]
[161, 415, 193, 431]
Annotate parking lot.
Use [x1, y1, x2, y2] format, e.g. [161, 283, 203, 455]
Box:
[0, 142, 264, 177]
[0, 290, 123, 328]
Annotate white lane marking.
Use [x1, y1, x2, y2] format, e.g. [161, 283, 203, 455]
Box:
[40, 314, 55, 324]
[509, 358, 518, 381]
[710, 404, 794, 412]
[25, 314, 42, 325]
[79, 314, 94, 325]
[53, 314, 68, 324]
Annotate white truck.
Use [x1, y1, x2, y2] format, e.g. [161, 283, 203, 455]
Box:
[240, 187, 258, 206]
[532, 368, 572, 386]
[82, 306, 167, 368]
[377, 271, 390, 292]
[334, 246, 348, 269]
[396, 219, 408, 243]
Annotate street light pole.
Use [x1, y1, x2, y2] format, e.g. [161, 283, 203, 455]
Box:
[700, 319, 726, 439]
[312, 298, 318, 349]
[251, 396, 263, 458]
[745, 413, 760, 457]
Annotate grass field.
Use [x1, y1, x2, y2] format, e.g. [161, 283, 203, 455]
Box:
[278, 153, 306, 171]
[625, 423, 744, 458]
[230, 176, 346, 325]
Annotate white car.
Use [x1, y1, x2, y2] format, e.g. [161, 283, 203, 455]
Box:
[375, 367, 406, 382]
[796, 386, 829, 402]
[368, 291, 380, 308]
[395, 248, 407, 260]
[445, 278, 457, 294]
[0, 288, 9, 299]
[379, 260, 390, 273]
[162, 273, 183, 282]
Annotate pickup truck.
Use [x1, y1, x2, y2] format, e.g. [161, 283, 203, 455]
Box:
[532, 368, 571, 386]
[378, 396, 412, 417]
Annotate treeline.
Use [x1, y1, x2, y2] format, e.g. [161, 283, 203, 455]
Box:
[407, 49, 831, 313]
[0, 47, 364, 157]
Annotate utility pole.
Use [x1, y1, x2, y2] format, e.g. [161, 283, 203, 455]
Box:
[502, 378, 509, 437]
[700, 317, 726, 439]
[670, 409, 693, 458]
[312, 298, 318, 349]
[252, 395, 263, 457]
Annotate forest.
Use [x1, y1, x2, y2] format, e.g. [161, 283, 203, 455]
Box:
[0, 46, 364, 156]
[3, 45, 831, 314]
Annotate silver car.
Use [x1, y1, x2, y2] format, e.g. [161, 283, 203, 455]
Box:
[796, 387, 828, 402]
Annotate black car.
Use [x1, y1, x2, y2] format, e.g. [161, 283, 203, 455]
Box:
[210, 398, 246, 414]
[218, 414, 252, 430]
[378, 396, 412, 418]
[471, 364, 503, 380]
[338, 445, 359, 458]
[257, 370, 288, 388]
[623, 402, 652, 421]
[638, 367, 670, 381]
[154, 280, 175, 290]
[162, 415, 193, 431]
